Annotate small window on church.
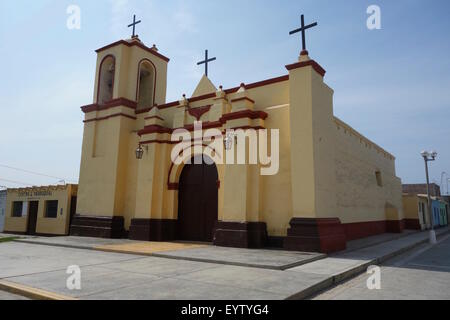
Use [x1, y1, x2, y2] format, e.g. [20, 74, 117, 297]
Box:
[375, 171, 383, 187]
[137, 61, 155, 109]
[98, 55, 115, 105]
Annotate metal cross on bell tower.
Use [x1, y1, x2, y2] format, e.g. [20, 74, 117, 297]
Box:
[197, 50, 217, 77]
[289, 14, 318, 54]
[128, 14, 142, 38]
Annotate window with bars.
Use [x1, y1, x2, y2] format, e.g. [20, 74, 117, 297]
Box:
[45, 200, 58, 218]
[12, 201, 23, 217]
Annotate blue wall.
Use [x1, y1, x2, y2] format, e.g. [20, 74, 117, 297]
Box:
[431, 200, 441, 227]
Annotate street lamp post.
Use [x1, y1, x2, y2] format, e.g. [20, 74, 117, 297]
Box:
[421, 150, 438, 244]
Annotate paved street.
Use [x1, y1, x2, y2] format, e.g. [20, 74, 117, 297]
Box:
[313, 234, 450, 300]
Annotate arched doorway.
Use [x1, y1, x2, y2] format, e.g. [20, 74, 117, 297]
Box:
[177, 155, 218, 242]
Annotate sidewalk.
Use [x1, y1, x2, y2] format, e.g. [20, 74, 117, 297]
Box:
[286, 226, 450, 299]
[13, 235, 326, 270]
[1, 227, 448, 300]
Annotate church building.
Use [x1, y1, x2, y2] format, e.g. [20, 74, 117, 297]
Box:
[71, 16, 404, 253]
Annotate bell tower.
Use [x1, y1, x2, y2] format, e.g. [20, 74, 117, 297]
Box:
[72, 33, 170, 238]
[93, 36, 169, 109]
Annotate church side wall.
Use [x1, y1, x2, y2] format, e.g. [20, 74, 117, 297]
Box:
[311, 78, 338, 219]
[333, 121, 403, 225]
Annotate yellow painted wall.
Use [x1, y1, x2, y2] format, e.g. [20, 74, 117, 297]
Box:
[403, 194, 430, 229]
[334, 119, 403, 224]
[260, 104, 292, 236]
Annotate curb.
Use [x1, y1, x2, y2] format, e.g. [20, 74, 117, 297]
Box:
[13, 239, 95, 251]
[0, 280, 77, 301]
[152, 251, 327, 271]
[286, 228, 450, 300]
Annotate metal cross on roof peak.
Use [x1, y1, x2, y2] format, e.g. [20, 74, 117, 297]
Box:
[128, 14, 142, 38]
[289, 14, 318, 53]
[197, 50, 216, 77]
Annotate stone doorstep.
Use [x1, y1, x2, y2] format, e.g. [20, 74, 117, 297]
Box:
[286, 227, 450, 300]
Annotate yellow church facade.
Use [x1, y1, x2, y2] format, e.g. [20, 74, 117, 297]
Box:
[72, 36, 404, 253]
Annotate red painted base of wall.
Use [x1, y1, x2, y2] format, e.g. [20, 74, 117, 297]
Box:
[343, 220, 404, 241]
[284, 218, 347, 254]
[343, 221, 386, 241]
[404, 219, 421, 230]
[386, 219, 405, 233]
[284, 218, 408, 254]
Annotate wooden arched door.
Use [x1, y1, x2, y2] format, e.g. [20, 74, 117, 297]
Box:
[177, 155, 218, 242]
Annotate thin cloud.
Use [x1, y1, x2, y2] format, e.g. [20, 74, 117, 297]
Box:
[172, 8, 199, 34]
[109, 0, 132, 37]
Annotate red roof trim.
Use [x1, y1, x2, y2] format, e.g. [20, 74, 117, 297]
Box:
[81, 98, 137, 113]
[158, 101, 180, 110]
[81, 75, 289, 115]
[144, 115, 165, 121]
[137, 110, 268, 137]
[230, 97, 255, 104]
[137, 125, 172, 136]
[285, 60, 326, 77]
[187, 105, 212, 121]
[142, 74, 289, 113]
[84, 113, 137, 123]
[96, 40, 170, 62]
[226, 125, 266, 131]
[244, 75, 290, 90]
[220, 110, 268, 122]
[140, 139, 178, 145]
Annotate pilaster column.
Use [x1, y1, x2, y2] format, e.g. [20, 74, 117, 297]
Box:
[283, 52, 345, 253]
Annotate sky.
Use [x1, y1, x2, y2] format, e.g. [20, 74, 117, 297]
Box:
[0, 0, 449, 193]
